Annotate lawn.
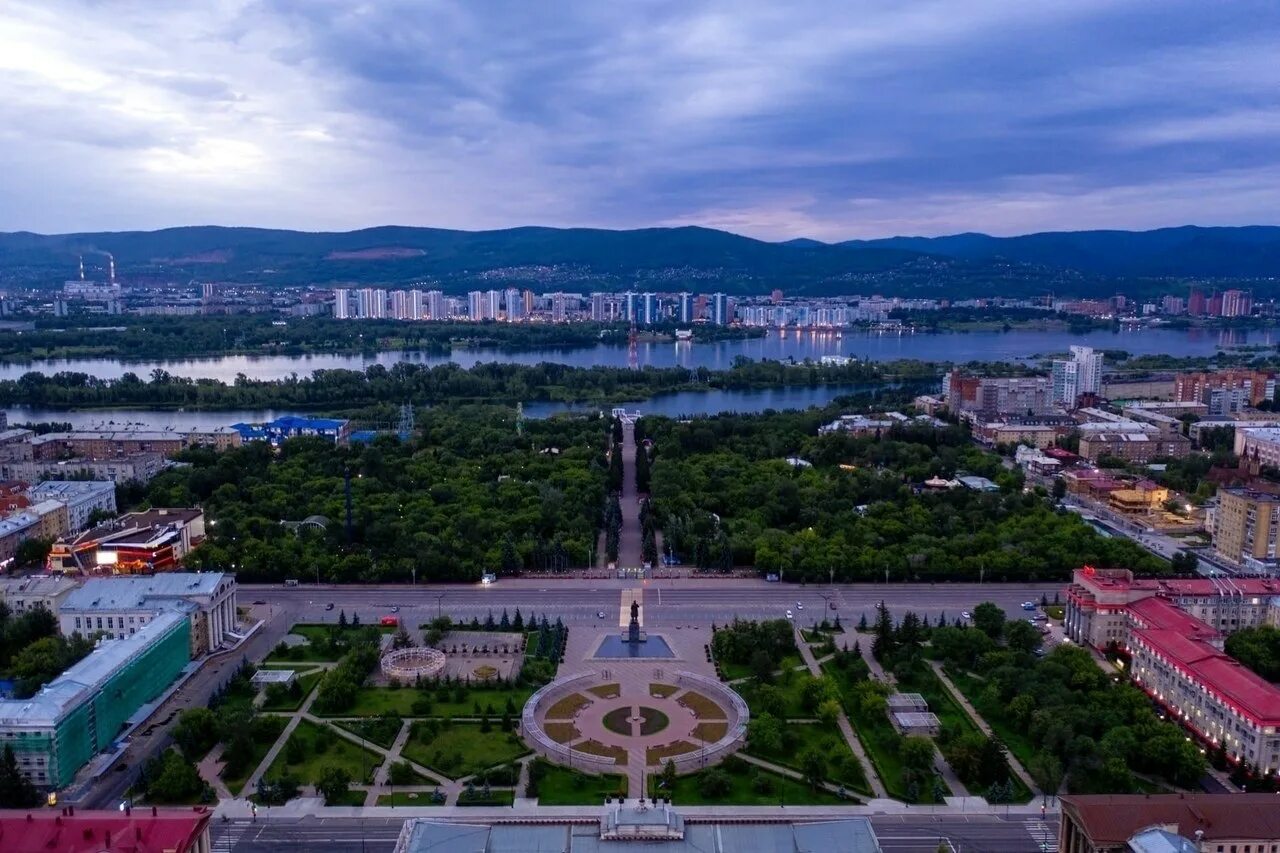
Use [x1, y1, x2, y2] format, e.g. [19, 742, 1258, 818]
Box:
[321, 685, 531, 719]
[334, 716, 404, 750]
[650, 683, 678, 698]
[648, 761, 852, 806]
[220, 716, 288, 796]
[692, 721, 727, 742]
[544, 722, 580, 744]
[1044, 605, 1065, 620]
[574, 739, 627, 765]
[324, 789, 369, 807]
[944, 667, 1040, 781]
[676, 691, 726, 719]
[545, 692, 590, 719]
[457, 789, 515, 807]
[401, 721, 529, 779]
[825, 664, 947, 804]
[376, 791, 445, 806]
[587, 683, 620, 699]
[737, 673, 813, 719]
[264, 720, 382, 787]
[638, 707, 669, 736]
[259, 671, 323, 712]
[646, 741, 698, 765]
[529, 760, 627, 805]
[894, 664, 1032, 803]
[743, 721, 870, 795]
[720, 654, 803, 682]
[264, 624, 385, 664]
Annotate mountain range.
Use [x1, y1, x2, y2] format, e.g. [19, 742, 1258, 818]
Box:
[1, 224, 1277, 299]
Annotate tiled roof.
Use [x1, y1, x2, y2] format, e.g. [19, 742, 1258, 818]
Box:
[1062, 794, 1280, 844]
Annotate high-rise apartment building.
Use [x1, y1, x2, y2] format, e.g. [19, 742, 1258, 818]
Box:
[1160, 295, 1185, 315]
[1174, 370, 1275, 407]
[485, 290, 502, 321]
[1051, 345, 1103, 406]
[1221, 289, 1253, 317]
[710, 292, 730, 325]
[944, 373, 1054, 416]
[389, 290, 410, 320]
[333, 288, 350, 319]
[1187, 287, 1206, 317]
[1213, 488, 1280, 567]
[678, 292, 693, 324]
[639, 293, 658, 326]
[468, 290, 487, 321]
[426, 290, 446, 320]
[550, 292, 568, 323]
[410, 289, 425, 320]
[505, 288, 523, 321]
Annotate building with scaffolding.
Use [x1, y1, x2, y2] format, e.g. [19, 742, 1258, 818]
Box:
[0, 610, 191, 788]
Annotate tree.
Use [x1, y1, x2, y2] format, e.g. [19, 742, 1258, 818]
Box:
[142, 749, 208, 804]
[661, 760, 678, 791]
[798, 747, 826, 788]
[971, 602, 1006, 640]
[1004, 620, 1042, 654]
[817, 698, 842, 728]
[1028, 752, 1064, 800]
[900, 736, 936, 774]
[747, 713, 784, 754]
[316, 765, 353, 805]
[698, 768, 731, 798]
[0, 744, 39, 807]
[338, 610, 348, 629]
[13, 537, 53, 568]
[173, 708, 220, 759]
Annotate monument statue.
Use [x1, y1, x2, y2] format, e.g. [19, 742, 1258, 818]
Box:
[627, 598, 642, 644]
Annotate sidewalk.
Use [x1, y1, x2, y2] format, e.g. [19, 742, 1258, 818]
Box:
[929, 662, 1040, 797]
[793, 625, 887, 799]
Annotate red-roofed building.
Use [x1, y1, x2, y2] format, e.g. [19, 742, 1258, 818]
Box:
[0, 807, 211, 853]
[1066, 568, 1280, 771]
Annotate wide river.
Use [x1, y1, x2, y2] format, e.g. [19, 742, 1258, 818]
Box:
[0, 325, 1267, 383]
[0, 326, 1267, 428]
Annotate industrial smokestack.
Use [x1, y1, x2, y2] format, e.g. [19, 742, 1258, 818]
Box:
[108, 253, 115, 285]
[78, 255, 85, 281]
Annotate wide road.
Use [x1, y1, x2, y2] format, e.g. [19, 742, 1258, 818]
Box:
[242, 579, 1063, 629]
[210, 813, 1060, 853]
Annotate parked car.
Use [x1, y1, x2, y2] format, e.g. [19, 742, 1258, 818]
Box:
[1022, 601, 1037, 610]
[597, 610, 607, 619]
[325, 602, 335, 611]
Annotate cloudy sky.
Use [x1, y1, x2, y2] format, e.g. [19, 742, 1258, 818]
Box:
[2, 1, 1278, 240]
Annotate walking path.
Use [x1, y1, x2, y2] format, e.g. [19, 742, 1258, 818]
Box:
[241, 687, 321, 796]
[929, 662, 1040, 797]
[196, 744, 233, 801]
[737, 753, 863, 802]
[615, 422, 645, 569]
[793, 626, 887, 799]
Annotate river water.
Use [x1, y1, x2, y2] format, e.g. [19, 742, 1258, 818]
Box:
[0, 326, 1267, 383]
[0, 326, 1264, 427]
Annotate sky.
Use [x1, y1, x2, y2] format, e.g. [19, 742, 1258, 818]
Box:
[2, 0, 1279, 241]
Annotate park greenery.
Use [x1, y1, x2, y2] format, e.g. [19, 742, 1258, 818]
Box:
[645, 410, 1167, 581]
[1223, 625, 1280, 682]
[0, 603, 96, 698]
[0, 745, 40, 808]
[153, 406, 607, 582]
[933, 603, 1206, 794]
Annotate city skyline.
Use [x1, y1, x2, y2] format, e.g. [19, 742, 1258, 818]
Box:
[2, 2, 1279, 239]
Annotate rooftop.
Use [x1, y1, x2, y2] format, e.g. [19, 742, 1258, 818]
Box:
[60, 573, 229, 612]
[1062, 793, 1280, 844]
[29, 480, 116, 499]
[0, 807, 211, 853]
[0, 575, 80, 599]
[397, 818, 882, 853]
[0, 610, 187, 727]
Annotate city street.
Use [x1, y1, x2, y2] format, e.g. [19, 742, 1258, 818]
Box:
[241, 579, 1064, 630]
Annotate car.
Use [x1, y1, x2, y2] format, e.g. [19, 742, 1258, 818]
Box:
[961, 610, 972, 620]
[252, 600, 266, 605]
[1033, 613, 1048, 622]
[597, 610, 607, 619]
[391, 606, 400, 613]
[797, 602, 804, 611]
[785, 609, 793, 619]
[1022, 601, 1036, 611]
[325, 603, 335, 611]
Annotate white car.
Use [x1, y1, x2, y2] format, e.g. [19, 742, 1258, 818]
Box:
[785, 609, 793, 619]
[961, 610, 972, 620]
[597, 610, 606, 619]
[797, 602, 804, 611]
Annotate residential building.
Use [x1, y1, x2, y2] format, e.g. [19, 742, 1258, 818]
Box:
[1119, 406, 1185, 436]
[1059, 793, 1280, 853]
[31, 428, 240, 459]
[0, 500, 70, 563]
[1174, 370, 1275, 407]
[1235, 427, 1280, 470]
[1051, 345, 1103, 406]
[58, 572, 237, 656]
[944, 373, 1054, 417]
[1160, 294, 1185, 314]
[639, 292, 658, 326]
[1065, 568, 1280, 770]
[1213, 488, 1280, 567]
[0, 808, 213, 853]
[0, 609, 191, 787]
[972, 421, 1063, 448]
[47, 508, 205, 574]
[710, 292, 730, 325]
[1, 453, 166, 486]
[28, 480, 117, 533]
[425, 290, 446, 320]
[467, 290, 487, 321]
[678, 292, 693, 324]
[332, 287, 350, 319]
[389, 289, 410, 319]
[1077, 432, 1191, 463]
[1221, 289, 1253, 318]
[550, 291, 569, 323]
[505, 287, 523, 321]
[0, 575, 80, 616]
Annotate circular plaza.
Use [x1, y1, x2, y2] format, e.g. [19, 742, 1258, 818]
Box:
[521, 670, 748, 774]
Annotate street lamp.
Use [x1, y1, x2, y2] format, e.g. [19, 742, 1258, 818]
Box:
[434, 593, 446, 621]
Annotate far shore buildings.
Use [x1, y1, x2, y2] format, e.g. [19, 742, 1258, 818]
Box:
[1065, 568, 1280, 772]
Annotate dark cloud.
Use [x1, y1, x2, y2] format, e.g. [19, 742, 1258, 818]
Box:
[1, 0, 1279, 236]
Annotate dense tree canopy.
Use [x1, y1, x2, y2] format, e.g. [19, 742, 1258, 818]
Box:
[158, 406, 608, 582]
[645, 410, 1168, 582]
[1224, 626, 1280, 682]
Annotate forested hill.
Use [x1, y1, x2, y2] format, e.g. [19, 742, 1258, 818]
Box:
[1, 223, 1275, 296]
[841, 225, 1280, 278]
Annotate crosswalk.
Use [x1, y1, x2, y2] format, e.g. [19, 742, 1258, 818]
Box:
[1024, 819, 1058, 852]
[211, 821, 250, 853]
